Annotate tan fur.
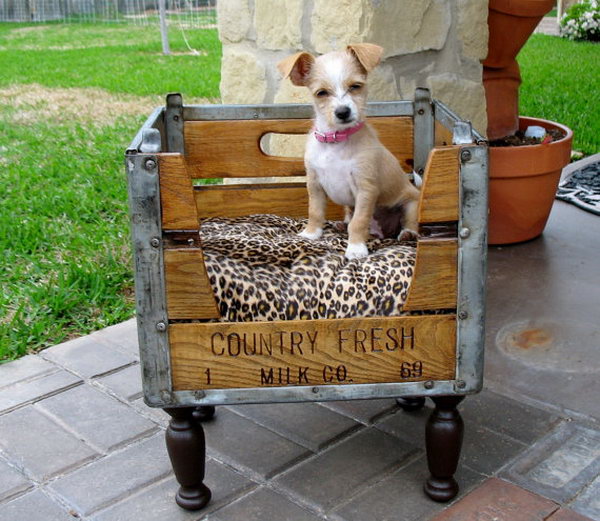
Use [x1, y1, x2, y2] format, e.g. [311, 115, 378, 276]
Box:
[278, 44, 420, 260]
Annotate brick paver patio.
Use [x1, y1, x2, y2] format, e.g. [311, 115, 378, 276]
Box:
[1, 196, 599, 521]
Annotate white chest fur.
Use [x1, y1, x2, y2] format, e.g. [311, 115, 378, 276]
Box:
[306, 139, 357, 207]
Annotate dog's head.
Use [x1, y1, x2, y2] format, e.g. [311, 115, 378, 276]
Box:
[278, 43, 383, 130]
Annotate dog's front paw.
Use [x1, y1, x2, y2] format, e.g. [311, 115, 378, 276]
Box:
[345, 242, 369, 260]
[398, 228, 418, 242]
[299, 228, 323, 240]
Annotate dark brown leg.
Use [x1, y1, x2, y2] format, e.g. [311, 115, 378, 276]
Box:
[164, 407, 211, 511]
[424, 395, 465, 502]
[193, 405, 216, 422]
[396, 396, 426, 412]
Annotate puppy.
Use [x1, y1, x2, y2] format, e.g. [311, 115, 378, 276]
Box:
[278, 43, 420, 260]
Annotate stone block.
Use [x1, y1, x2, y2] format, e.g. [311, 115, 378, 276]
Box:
[229, 402, 360, 451]
[311, 0, 451, 57]
[90, 459, 255, 521]
[0, 407, 97, 481]
[332, 456, 485, 521]
[0, 489, 74, 521]
[255, 0, 303, 50]
[94, 318, 139, 358]
[321, 398, 397, 425]
[368, 63, 401, 101]
[462, 423, 527, 476]
[213, 487, 322, 521]
[95, 363, 143, 401]
[0, 370, 81, 414]
[457, 0, 489, 60]
[459, 389, 562, 445]
[204, 409, 310, 479]
[0, 355, 57, 389]
[570, 472, 600, 520]
[49, 434, 171, 516]
[36, 384, 157, 453]
[549, 509, 598, 521]
[217, 0, 252, 43]
[366, 0, 452, 58]
[501, 422, 600, 504]
[426, 73, 487, 136]
[220, 46, 267, 105]
[41, 335, 135, 379]
[0, 459, 31, 503]
[274, 428, 418, 512]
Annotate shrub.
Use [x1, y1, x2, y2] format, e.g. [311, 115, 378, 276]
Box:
[560, 0, 600, 41]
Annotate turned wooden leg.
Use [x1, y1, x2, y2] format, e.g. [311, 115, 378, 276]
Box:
[424, 395, 465, 502]
[396, 396, 426, 412]
[164, 407, 211, 511]
[193, 405, 216, 423]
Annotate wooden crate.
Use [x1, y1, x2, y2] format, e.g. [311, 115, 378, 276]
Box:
[126, 90, 488, 407]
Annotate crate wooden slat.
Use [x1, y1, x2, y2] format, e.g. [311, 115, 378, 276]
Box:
[169, 314, 456, 390]
[417, 147, 460, 224]
[159, 154, 199, 231]
[183, 116, 414, 179]
[164, 249, 220, 319]
[194, 183, 345, 220]
[403, 239, 458, 311]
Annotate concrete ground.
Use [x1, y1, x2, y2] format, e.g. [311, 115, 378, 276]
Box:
[1, 172, 599, 519]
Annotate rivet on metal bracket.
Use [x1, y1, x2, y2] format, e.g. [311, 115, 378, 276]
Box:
[455, 380, 467, 390]
[458, 310, 469, 320]
[144, 158, 157, 171]
[460, 149, 472, 163]
[424, 380, 435, 390]
[156, 321, 167, 332]
[194, 390, 206, 399]
[459, 227, 471, 239]
[150, 237, 160, 248]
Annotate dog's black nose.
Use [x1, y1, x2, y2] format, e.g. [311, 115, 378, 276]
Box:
[335, 106, 352, 121]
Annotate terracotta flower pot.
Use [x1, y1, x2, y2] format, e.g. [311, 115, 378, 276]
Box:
[483, 0, 554, 140]
[488, 117, 573, 245]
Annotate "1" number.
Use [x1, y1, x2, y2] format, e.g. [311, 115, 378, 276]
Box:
[204, 368, 211, 385]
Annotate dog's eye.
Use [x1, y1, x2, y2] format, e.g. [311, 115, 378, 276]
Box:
[349, 84, 363, 92]
[315, 89, 329, 97]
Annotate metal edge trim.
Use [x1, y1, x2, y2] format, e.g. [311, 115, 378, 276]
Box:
[182, 100, 414, 121]
[434, 100, 486, 143]
[125, 154, 173, 405]
[126, 107, 164, 154]
[455, 144, 489, 393]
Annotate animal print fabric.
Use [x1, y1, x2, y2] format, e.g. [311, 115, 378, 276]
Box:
[199, 214, 416, 322]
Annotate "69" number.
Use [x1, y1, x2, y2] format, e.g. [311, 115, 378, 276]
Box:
[400, 361, 423, 378]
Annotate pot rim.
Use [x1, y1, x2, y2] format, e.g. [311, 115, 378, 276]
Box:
[491, 116, 574, 149]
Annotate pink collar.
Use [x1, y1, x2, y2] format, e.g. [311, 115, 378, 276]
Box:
[314, 121, 365, 143]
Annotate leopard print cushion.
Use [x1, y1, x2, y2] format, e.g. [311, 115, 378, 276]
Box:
[199, 214, 416, 322]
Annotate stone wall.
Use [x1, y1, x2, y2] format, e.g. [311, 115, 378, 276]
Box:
[217, 0, 489, 137]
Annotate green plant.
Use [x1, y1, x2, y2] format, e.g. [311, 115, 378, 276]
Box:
[560, 0, 600, 40]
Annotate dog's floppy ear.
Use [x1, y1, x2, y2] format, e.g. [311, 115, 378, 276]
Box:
[277, 52, 315, 86]
[346, 43, 383, 73]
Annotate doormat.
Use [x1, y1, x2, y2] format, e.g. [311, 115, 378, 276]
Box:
[556, 161, 600, 216]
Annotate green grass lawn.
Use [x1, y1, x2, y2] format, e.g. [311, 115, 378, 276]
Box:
[0, 22, 221, 361]
[518, 34, 599, 156]
[0, 23, 597, 362]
